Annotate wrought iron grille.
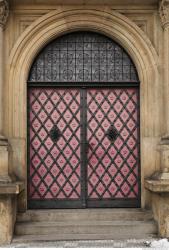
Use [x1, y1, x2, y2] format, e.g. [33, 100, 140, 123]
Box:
[28, 32, 139, 83]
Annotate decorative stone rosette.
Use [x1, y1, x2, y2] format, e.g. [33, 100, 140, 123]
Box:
[0, 0, 9, 28]
[159, 0, 169, 28]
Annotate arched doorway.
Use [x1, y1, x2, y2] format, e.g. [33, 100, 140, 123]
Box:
[27, 31, 140, 209]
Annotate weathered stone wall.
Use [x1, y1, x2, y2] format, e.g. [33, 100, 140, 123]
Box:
[5, 0, 161, 210]
[0, 195, 16, 244]
[1, 0, 169, 243]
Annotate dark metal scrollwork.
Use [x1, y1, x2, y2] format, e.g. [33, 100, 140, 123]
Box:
[106, 125, 118, 143]
[49, 125, 61, 143]
[28, 32, 139, 83]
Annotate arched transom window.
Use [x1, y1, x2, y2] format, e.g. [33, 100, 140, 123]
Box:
[28, 32, 139, 83]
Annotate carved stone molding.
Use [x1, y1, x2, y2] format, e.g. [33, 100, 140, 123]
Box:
[0, 0, 9, 29]
[159, 0, 169, 28]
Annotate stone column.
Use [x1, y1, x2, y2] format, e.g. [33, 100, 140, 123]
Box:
[0, 2, 24, 244]
[158, 0, 169, 177]
[0, 1, 11, 183]
[144, 2, 169, 238]
[0, 0, 8, 134]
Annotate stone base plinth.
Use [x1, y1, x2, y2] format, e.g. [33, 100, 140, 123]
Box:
[145, 173, 169, 237]
[0, 195, 16, 244]
[0, 182, 24, 244]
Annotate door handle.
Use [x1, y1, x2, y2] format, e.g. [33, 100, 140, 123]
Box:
[82, 142, 94, 152]
[86, 142, 90, 152]
[82, 142, 95, 152]
[88, 142, 95, 152]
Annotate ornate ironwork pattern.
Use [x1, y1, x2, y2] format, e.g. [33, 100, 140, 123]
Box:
[28, 32, 138, 83]
[87, 88, 139, 200]
[106, 125, 119, 143]
[28, 88, 81, 202]
[49, 125, 61, 143]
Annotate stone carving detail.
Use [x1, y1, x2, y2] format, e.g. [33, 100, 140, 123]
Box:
[0, 0, 9, 28]
[159, 0, 169, 27]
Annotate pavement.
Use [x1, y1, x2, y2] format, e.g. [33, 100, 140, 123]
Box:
[1, 238, 161, 248]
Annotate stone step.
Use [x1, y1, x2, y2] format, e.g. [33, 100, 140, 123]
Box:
[16, 208, 154, 222]
[15, 220, 157, 239]
[12, 233, 157, 243]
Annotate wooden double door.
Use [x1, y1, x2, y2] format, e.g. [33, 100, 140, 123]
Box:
[28, 86, 140, 209]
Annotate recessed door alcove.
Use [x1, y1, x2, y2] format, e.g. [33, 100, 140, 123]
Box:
[27, 31, 140, 209]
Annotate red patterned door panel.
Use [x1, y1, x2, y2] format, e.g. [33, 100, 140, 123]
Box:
[87, 88, 140, 207]
[28, 88, 82, 208]
[28, 87, 140, 208]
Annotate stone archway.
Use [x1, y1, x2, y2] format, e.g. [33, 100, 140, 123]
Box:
[6, 7, 160, 210]
[27, 31, 140, 209]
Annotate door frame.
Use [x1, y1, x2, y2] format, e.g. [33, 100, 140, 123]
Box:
[27, 81, 141, 209]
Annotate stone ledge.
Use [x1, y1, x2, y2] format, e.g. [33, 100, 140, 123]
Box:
[145, 179, 169, 193]
[0, 181, 24, 195]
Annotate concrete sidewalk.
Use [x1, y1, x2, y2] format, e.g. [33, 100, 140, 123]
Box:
[2, 238, 159, 248]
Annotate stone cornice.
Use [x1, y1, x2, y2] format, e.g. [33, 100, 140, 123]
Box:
[0, 0, 9, 29]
